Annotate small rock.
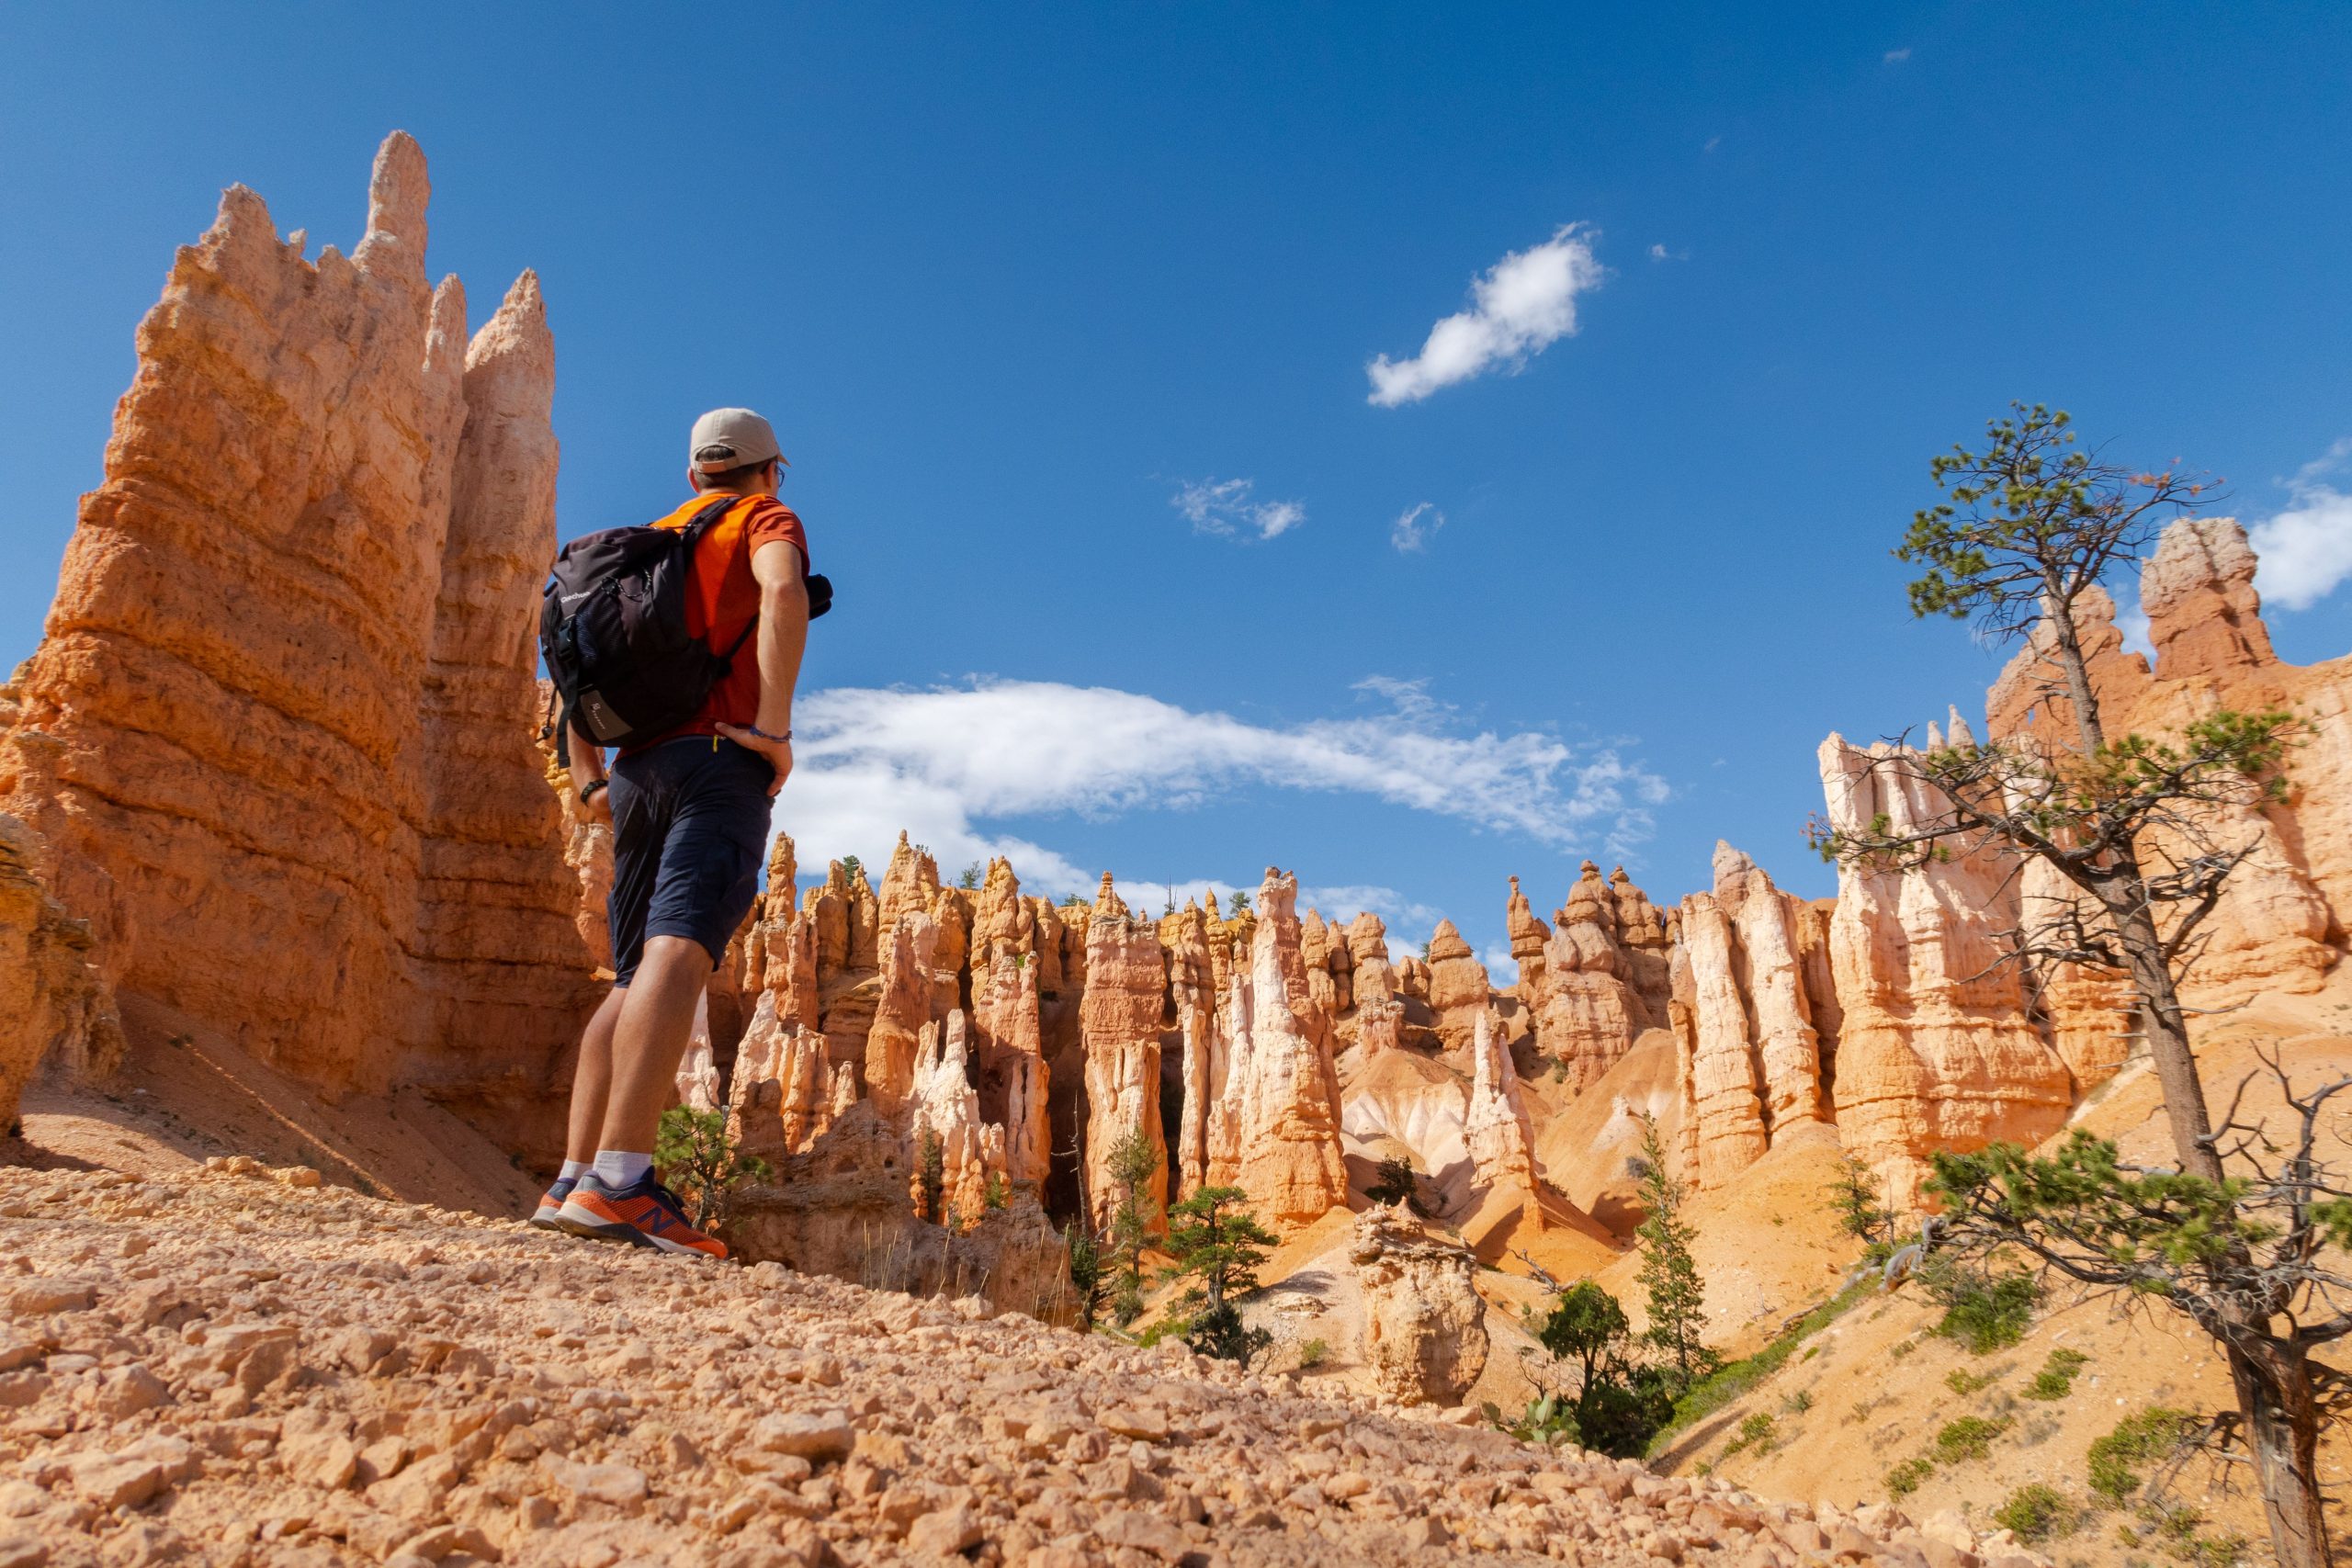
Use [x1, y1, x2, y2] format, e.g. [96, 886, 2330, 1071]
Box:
[6, 1282, 93, 1317]
[281, 1431, 359, 1490]
[905, 1502, 981, 1558]
[541, 1457, 650, 1509]
[753, 1410, 854, 1461]
[1399, 1517, 1450, 1549]
[97, 1363, 171, 1418]
[1096, 1404, 1170, 1442]
[66, 1455, 168, 1511]
[1098, 1507, 1189, 1562]
[0, 1535, 45, 1568]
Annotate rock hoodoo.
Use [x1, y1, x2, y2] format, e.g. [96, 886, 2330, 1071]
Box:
[0, 133, 594, 1145]
[1350, 1202, 1492, 1406]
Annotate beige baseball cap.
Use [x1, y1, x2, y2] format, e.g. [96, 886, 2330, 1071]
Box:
[688, 407, 787, 474]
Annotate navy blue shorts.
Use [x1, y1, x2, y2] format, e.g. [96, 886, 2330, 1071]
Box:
[606, 737, 774, 986]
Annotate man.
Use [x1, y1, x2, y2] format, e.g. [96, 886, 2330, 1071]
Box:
[538, 408, 810, 1259]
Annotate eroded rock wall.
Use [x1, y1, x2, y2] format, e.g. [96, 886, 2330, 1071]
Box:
[0, 134, 593, 1138]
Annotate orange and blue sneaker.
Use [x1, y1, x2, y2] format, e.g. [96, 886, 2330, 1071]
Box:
[555, 1173, 729, 1260]
[529, 1176, 577, 1232]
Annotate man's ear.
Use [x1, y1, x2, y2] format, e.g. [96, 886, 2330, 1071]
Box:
[688, 468, 707, 493]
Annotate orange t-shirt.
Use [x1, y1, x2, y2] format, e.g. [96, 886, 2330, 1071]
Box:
[628, 493, 810, 752]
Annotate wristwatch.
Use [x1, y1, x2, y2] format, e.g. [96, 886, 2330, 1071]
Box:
[579, 779, 608, 805]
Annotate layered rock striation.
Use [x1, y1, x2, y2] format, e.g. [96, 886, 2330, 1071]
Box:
[0, 134, 594, 1139]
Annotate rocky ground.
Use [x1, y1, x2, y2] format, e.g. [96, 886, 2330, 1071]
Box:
[0, 1162, 2045, 1568]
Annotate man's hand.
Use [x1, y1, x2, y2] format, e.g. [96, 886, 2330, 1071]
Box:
[716, 724, 793, 798]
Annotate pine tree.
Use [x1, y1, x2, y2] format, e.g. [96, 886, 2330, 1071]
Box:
[652, 1106, 771, 1233]
[1634, 1111, 1716, 1393]
[1818, 405, 2340, 1568]
[1160, 1185, 1276, 1366]
[1063, 1222, 1107, 1332]
[1102, 1129, 1159, 1326]
[1828, 1153, 1896, 1257]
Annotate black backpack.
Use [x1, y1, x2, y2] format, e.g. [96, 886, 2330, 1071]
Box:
[541, 496, 832, 756]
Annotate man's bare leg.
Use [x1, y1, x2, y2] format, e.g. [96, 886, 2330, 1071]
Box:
[564, 987, 628, 1168]
[597, 934, 714, 1158]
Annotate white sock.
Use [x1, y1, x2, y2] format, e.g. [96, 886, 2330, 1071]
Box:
[594, 1150, 652, 1189]
[559, 1159, 591, 1181]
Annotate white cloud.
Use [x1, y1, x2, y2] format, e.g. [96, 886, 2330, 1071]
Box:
[2117, 593, 2154, 660]
[1883, 47, 1912, 62]
[775, 678, 1667, 899]
[1391, 502, 1445, 552]
[2250, 439, 2352, 611]
[1172, 478, 1306, 541]
[1645, 243, 1690, 263]
[1482, 945, 1521, 987]
[1300, 884, 1446, 933]
[1365, 224, 1604, 407]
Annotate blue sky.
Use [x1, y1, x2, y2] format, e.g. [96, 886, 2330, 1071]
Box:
[5, 4, 2348, 973]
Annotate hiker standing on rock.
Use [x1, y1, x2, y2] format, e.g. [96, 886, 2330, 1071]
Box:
[535, 408, 822, 1259]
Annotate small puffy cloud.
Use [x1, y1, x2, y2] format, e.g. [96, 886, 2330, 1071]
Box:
[1883, 46, 1912, 62]
[2251, 439, 2352, 611]
[1482, 945, 1521, 987]
[1366, 224, 1604, 407]
[1391, 502, 1445, 553]
[777, 677, 1668, 899]
[1173, 478, 1306, 541]
[1647, 243, 1689, 263]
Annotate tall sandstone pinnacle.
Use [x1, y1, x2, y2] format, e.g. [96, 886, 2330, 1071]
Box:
[0, 134, 593, 1135]
[1207, 869, 1349, 1228]
[1668, 843, 1836, 1190]
[1815, 737, 2075, 1208]
[1532, 860, 1671, 1092]
[1079, 875, 1169, 1232]
[1462, 1010, 1545, 1224]
[1987, 519, 2346, 1005]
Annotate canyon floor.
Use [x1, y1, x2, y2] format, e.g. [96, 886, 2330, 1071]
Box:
[2, 1135, 2034, 1568]
[7, 989, 2349, 1568]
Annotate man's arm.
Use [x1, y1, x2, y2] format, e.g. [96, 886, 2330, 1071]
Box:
[567, 721, 612, 825]
[715, 538, 809, 798]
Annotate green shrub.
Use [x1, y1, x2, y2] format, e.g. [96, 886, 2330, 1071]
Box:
[1919, 1255, 2039, 1352]
[1783, 1389, 1813, 1415]
[1364, 1156, 1424, 1214]
[1933, 1414, 2013, 1463]
[2025, 1347, 2088, 1401]
[1297, 1337, 1328, 1370]
[1946, 1367, 1995, 1395]
[1991, 1483, 2075, 1542]
[2143, 1505, 2248, 1568]
[1885, 1456, 1934, 1498]
[1721, 1410, 1778, 1459]
[651, 1105, 772, 1232]
[2087, 1406, 2193, 1504]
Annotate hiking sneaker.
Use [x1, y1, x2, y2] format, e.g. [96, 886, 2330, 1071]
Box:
[529, 1177, 577, 1232]
[555, 1173, 728, 1260]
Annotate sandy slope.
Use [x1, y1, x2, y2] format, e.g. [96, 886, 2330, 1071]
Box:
[1652, 1022, 2352, 1567]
